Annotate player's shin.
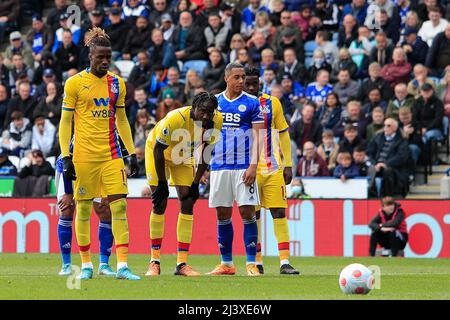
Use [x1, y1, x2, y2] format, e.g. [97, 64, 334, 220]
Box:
[109, 198, 129, 269]
[274, 217, 290, 265]
[98, 221, 113, 265]
[58, 217, 73, 266]
[75, 200, 93, 269]
[177, 213, 193, 266]
[218, 218, 234, 266]
[255, 213, 263, 266]
[150, 211, 165, 262]
[243, 216, 258, 265]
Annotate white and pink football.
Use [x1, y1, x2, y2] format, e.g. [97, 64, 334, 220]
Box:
[339, 263, 374, 295]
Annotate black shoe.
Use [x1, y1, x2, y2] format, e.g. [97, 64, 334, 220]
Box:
[256, 264, 264, 274]
[280, 264, 300, 275]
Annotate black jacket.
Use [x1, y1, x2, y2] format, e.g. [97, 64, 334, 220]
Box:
[290, 119, 323, 147]
[412, 95, 444, 131]
[369, 45, 394, 67]
[123, 24, 154, 56]
[369, 204, 407, 232]
[203, 61, 226, 92]
[425, 31, 450, 76]
[105, 21, 130, 52]
[402, 37, 428, 66]
[4, 95, 39, 128]
[171, 25, 207, 61]
[127, 64, 152, 88]
[339, 136, 366, 154]
[55, 43, 79, 72]
[357, 77, 393, 104]
[18, 162, 54, 179]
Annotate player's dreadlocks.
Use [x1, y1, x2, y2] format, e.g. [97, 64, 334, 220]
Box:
[192, 92, 218, 113]
[244, 66, 260, 78]
[84, 27, 111, 51]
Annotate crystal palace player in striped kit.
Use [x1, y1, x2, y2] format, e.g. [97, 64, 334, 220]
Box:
[59, 28, 140, 280]
[207, 62, 264, 276]
[244, 67, 299, 275]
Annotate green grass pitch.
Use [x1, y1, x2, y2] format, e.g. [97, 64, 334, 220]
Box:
[1, 253, 450, 300]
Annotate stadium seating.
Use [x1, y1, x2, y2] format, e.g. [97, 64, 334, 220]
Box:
[180, 60, 209, 80]
[114, 60, 136, 81]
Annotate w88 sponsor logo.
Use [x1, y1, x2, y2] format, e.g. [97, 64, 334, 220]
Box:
[91, 109, 115, 118]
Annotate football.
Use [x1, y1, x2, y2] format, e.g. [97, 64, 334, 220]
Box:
[339, 263, 374, 295]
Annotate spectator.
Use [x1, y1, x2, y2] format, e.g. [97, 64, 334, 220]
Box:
[250, 11, 276, 44]
[248, 31, 270, 66]
[315, 92, 342, 131]
[33, 81, 62, 127]
[291, 103, 323, 153]
[297, 141, 330, 177]
[150, 0, 170, 28]
[134, 146, 146, 177]
[0, 54, 10, 89]
[436, 70, 450, 121]
[394, 0, 417, 32]
[425, 23, 450, 77]
[194, 0, 217, 29]
[133, 109, 152, 149]
[362, 87, 388, 117]
[268, 0, 284, 27]
[374, 9, 400, 45]
[0, 84, 9, 132]
[184, 69, 202, 103]
[338, 14, 358, 49]
[129, 87, 157, 126]
[367, 117, 410, 197]
[219, 1, 241, 36]
[123, 0, 150, 26]
[380, 47, 412, 89]
[31, 114, 56, 157]
[278, 47, 305, 85]
[8, 54, 34, 92]
[405, 10, 421, 31]
[418, 6, 448, 46]
[148, 28, 177, 69]
[0, 111, 32, 157]
[160, 13, 175, 41]
[314, 0, 339, 32]
[271, 83, 295, 121]
[334, 100, 369, 139]
[51, 13, 81, 54]
[342, 0, 368, 26]
[33, 51, 62, 84]
[366, 0, 396, 25]
[339, 123, 366, 154]
[307, 49, 332, 84]
[413, 83, 445, 145]
[349, 26, 374, 79]
[0, 147, 17, 176]
[417, 0, 443, 22]
[333, 151, 360, 181]
[332, 48, 358, 81]
[357, 62, 393, 104]
[228, 33, 246, 63]
[171, 11, 206, 62]
[241, 0, 270, 39]
[369, 196, 408, 257]
[34, 68, 59, 98]
[147, 64, 168, 102]
[386, 83, 415, 119]
[0, 0, 19, 44]
[3, 32, 34, 71]
[333, 68, 359, 106]
[407, 64, 435, 98]
[157, 67, 185, 103]
[54, 30, 79, 77]
[292, 5, 311, 41]
[235, 48, 251, 67]
[398, 106, 423, 166]
[401, 27, 428, 66]
[105, 7, 131, 60]
[279, 73, 304, 110]
[127, 51, 152, 88]
[306, 69, 333, 108]
[203, 50, 226, 91]
[46, 0, 68, 32]
[204, 11, 231, 54]
[26, 14, 54, 62]
[81, 8, 106, 32]
[369, 32, 394, 67]
[13, 149, 54, 197]
[274, 24, 304, 63]
[80, 0, 99, 28]
[315, 30, 339, 66]
[122, 14, 154, 60]
[4, 82, 38, 127]
[353, 145, 371, 176]
[366, 107, 385, 143]
[317, 129, 339, 173]
[261, 67, 277, 95]
[259, 48, 279, 76]
[156, 87, 182, 121]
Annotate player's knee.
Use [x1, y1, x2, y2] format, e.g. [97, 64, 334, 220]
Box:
[180, 199, 194, 214]
[59, 208, 74, 219]
[76, 200, 93, 218]
[94, 205, 111, 222]
[270, 208, 286, 219]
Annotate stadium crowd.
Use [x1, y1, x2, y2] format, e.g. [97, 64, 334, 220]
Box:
[0, 0, 449, 198]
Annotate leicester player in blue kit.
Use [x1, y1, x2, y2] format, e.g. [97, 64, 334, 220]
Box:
[207, 62, 264, 276]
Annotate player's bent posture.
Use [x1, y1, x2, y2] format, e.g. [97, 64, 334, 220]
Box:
[55, 155, 116, 276]
[207, 62, 264, 276]
[244, 67, 299, 275]
[58, 28, 140, 280]
[145, 92, 222, 276]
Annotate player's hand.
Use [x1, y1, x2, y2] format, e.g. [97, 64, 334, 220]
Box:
[283, 167, 293, 185]
[62, 156, 76, 181]
[57, 194, 74, 213]
[152, 180, 169, 208]
[126, 154, 139, 177]
[181, 182, 200, 203]
[243, 165, 257, 186]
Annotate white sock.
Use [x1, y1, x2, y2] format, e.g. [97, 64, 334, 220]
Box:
[280, 259, 289, 266]
[117, 262, 128, 270]
[82, 262, 94, 269]
[221, 261, 233, 267]
[256, 262, 263, 266]
[99, 263, 108, 267]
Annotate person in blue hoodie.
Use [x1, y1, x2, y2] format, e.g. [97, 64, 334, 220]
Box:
[333, 151, 360, 182]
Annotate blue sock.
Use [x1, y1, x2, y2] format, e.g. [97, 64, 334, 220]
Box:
[98, 221, 113, 265]
[58, 217, 72, 265]
[243, 217, 258, 264]
[218, 219, 234, 264]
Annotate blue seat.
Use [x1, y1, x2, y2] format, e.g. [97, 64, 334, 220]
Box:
[181, 60, 209, 79]
[305, 57, 313, 69]
[304, 41, 317, 57]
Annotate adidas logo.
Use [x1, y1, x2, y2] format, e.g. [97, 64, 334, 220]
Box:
[62, 243, 71, 249]
[249, 196, 254, 201]
[247, 242, 256, 248]
[218, 243, 225, 249]
[107, 248, 112, 253]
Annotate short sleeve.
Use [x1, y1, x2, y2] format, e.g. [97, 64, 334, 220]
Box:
[251, 97, 264, 124]
[272, 96, 289, 132]
[155, 118, 173, 146]
[116, 76, 126, 107]
[62, 76, 78, 111]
